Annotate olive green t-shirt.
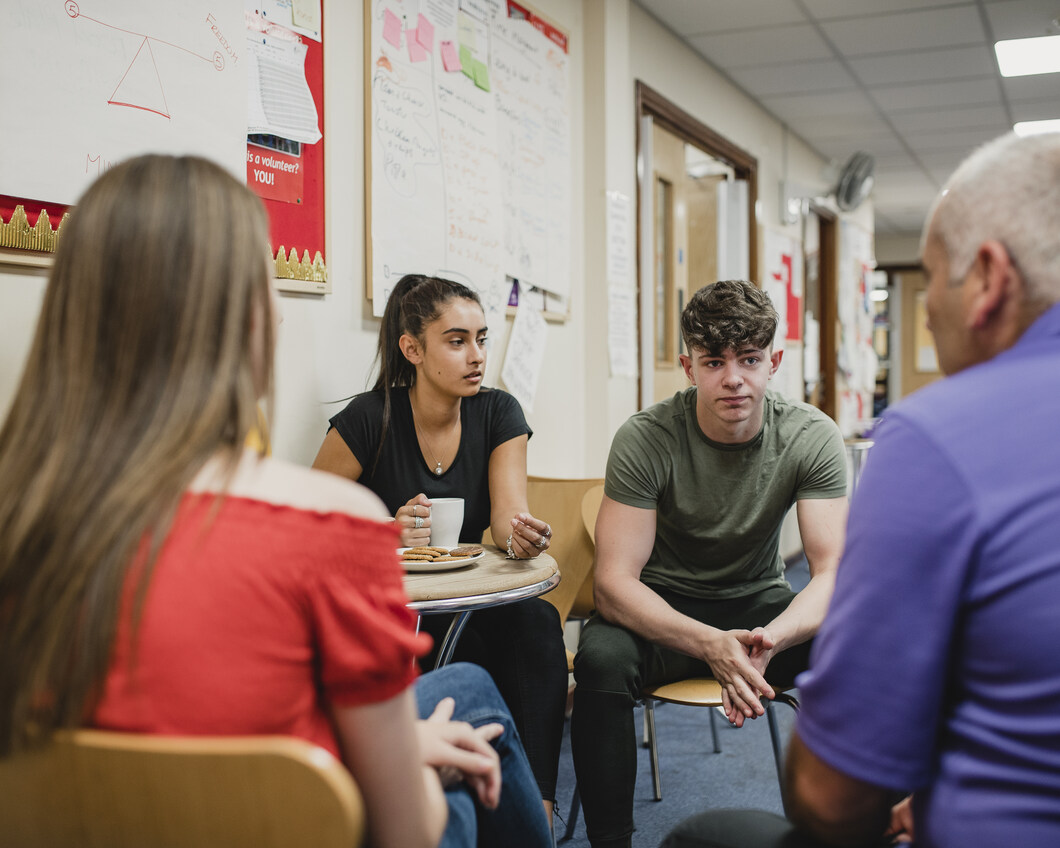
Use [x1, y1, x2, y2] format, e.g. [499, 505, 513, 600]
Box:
[605, 388, 846, 599]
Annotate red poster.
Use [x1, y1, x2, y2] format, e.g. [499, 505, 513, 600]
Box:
[246, 146, 305, 205]
[783, 254, 802, 342]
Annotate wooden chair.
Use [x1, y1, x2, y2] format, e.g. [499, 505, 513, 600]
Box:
[0, 729, 365, 848]
[527, 476, 604, 671]
[642, 679, 799, 801]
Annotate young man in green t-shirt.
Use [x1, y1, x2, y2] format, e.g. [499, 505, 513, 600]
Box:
[571, 280, 849, 848]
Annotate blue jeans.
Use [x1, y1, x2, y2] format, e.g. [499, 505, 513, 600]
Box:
[418, 598, 567, 801]
[415, 663, 553, 848]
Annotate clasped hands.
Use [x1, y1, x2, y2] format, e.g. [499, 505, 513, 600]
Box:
[703, 626, 777, 728]
[416, 697, 503, 810]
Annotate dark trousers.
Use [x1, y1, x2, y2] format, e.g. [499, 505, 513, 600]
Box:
[570, 585, 813, 848]
[660, 809, 894, 848]
[420, 596, 568, 802]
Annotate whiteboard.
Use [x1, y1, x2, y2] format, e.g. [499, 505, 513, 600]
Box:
[1, 0, 247, 205]
[366, 0, 571, 318]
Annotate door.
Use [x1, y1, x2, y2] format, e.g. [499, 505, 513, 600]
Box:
[636, 83, 757, 409]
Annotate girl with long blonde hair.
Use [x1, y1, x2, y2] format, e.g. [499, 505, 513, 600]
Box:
[0, 155, 550, 848]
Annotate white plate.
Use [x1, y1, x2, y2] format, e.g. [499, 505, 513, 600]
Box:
[398, 547, 486, 573]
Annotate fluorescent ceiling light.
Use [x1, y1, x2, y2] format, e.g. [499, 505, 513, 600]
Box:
[1014, 119, 1060, 136]
[995, 35, 1060, 77]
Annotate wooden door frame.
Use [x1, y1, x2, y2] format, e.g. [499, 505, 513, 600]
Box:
[635, 81, 759, 408]
[810, 203, 838, 421]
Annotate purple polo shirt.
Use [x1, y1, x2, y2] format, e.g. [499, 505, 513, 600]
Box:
[796, 302, 1060, 847]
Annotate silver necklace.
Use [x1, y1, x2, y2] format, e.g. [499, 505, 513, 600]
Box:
[413, 411, 459, 475]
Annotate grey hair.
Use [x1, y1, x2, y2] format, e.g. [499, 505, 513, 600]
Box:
[925, 131, 1060, 304]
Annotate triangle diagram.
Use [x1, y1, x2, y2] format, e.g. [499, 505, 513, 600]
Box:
[109, 37, 170, 119]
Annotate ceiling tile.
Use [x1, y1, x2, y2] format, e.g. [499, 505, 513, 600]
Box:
[820, 6, 986, 55]
[788, 114, 890, 141]
[1001, 74, 1060, 103]
[726, 59, 857, 96]
[984, 0, 1060, 41]
[687, 24, 832, 68]
[803, 0, 973, 19]
[871, 78, 1000, 110]
[848, 45, 997, 86]
[637, 0, 807, 35]
[862, 151, 921, 170]
[1011, 97, 1060, 121]
[799, 131, 907, 158]
[889, 103, 1009, 132]
[903, 126, 1004, 152]
[760, 89, 878, 119]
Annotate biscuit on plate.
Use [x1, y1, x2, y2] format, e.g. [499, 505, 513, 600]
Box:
[449, 545, 483, 558]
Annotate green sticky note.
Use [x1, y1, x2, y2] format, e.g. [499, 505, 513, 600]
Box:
[473, 59, 490, 92]
[460, 45, 473, 78]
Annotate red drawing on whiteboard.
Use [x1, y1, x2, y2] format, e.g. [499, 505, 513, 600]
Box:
[65, 1, 226, 120]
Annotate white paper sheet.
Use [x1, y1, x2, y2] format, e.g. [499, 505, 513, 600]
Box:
[245, 31, 321, 143]
[607, 284, 639, 378]
[606, 191, 633, 286]
[501, 290, 548, 412]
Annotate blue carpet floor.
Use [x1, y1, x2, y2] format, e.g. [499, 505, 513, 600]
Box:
[554, 557, 809, 848]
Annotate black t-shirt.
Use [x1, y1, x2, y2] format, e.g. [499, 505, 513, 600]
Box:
[328, 387, 532, 542]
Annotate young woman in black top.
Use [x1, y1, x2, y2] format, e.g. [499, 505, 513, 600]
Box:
[313, 275, 567, 823]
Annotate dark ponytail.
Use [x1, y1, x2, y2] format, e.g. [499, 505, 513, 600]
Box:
[370, 275, 481, 471]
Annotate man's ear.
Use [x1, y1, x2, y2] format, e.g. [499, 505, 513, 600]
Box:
[769, 348, 784, 377]
[398, 332, 423, 365]
[967, 240, 1019, 330]
[679, 353, 694, 382]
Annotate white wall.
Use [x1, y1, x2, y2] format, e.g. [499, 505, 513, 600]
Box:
[0, 264, 47, 418]
[273, 0, 588, 475]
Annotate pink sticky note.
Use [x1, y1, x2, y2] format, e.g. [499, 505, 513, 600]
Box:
[415, 13, 435, 52]
[440, 40, 461, 72]
[408, 34, 428, 62]
[383, 9, 402, 49]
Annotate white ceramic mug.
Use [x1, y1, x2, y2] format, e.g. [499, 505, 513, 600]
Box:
[428, 497, 464, 548]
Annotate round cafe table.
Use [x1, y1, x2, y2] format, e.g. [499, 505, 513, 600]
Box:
[403, 545, 559, 668]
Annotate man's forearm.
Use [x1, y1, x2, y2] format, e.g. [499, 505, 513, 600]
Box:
[765, 570, 836, 652]
[785, 732, 893, 847]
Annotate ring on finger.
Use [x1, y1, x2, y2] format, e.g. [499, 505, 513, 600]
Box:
[412, 505, 418, 517]
[414, 516, 423, 529]
[535, 538, 547, 549]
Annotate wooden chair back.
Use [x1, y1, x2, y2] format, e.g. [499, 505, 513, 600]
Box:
[527, 476, 603, 626]
[0, 729, 365, 848]
[571, 484, 606, 618]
